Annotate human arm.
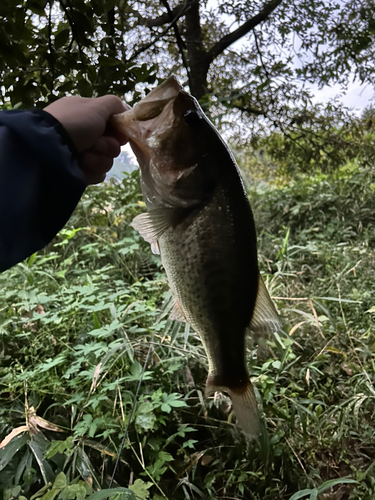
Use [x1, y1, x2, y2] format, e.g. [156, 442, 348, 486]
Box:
[0, 96, 128, 272]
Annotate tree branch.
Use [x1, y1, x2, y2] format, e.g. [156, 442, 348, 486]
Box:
[232, 104, 265, 116]
[160, 0, 191, 85]
[206, 0, 284, 64]
[129, 0, 197, 62]
[212, 91, 266, 116]
[143, 3, 186, 28]
[58, 0, 85, 61]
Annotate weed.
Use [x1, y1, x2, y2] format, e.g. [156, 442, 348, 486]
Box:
[1, 166, 375, 498]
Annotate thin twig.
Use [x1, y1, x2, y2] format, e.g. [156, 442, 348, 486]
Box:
[118, 385, 125, 421]
[285, 437, 308, 476]
[160, 0, 191, 86]
[272, 297, 310, 301]
[129, 443, 168, 497]
[129, 0, 197, 62]
[253, 28, 310, 155]
[47, 1, 55, 91]
[308, 298, 325, 339]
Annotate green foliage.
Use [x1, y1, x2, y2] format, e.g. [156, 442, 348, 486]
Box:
[1, 164, 375, 498]
[246, 103, 375, 177]
[0, 0, 156, 107]
[87, 487, 136, 500]
[289, 478, 357, 500]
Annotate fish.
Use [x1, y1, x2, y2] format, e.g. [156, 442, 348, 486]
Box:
[111, 76, 281, 438]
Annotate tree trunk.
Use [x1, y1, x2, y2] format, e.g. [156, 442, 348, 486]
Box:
[184, 0, 209, 100]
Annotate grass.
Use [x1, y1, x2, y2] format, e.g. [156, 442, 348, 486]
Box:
[1, 163, 375, 499]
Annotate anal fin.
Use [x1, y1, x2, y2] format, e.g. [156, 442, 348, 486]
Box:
[248, 274, 282, 336]
[169, 298, 187, 323]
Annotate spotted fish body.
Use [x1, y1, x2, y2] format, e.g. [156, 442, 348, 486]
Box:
[112, 77, 280, 437]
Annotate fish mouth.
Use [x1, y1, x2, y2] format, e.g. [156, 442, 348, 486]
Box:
[111, 76, 198, 166]
[111, 77, 183, 158]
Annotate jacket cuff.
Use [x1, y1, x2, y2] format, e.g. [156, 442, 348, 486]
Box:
[29, 107, 80, 160]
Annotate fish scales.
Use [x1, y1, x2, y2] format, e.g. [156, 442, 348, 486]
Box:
[159, 184, 258, 379]
[111, 76, 281, 438]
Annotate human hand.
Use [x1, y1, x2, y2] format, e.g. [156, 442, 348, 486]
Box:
[44, 96, 130, 184]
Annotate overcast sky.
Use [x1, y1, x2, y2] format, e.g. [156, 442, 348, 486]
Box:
[309, 80, 375, 114]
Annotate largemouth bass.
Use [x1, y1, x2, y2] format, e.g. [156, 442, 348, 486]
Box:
[112, 77, 281, 438]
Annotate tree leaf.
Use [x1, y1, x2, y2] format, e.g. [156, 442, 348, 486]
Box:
[28, 434, 55, 485]
[30, 415, 64, 433]
[15, 447, 33, 485]
[53, 472, 67, 489]
[309, 489, 318, 500]
[0, 426, 29, 449]
[39, 489, 60, 500]
[60, 483, 87, 500]
[55, 29, 70, 50]
[129, 479, 152, 500]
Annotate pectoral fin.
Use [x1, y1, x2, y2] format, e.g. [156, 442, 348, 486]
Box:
[131, 209, 174, 246]
[248, 274, 281, 336]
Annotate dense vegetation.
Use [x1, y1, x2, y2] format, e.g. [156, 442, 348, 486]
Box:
[1, 154, 375, 499]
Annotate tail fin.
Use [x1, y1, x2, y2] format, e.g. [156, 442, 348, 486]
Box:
[205, 377, 260, 439]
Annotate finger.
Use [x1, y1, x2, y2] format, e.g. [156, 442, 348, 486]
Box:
[92, 136, 122, 158]
[104, 122, 129, 145]
[96, 95, 131, 121]
[79, 151, 114, 185]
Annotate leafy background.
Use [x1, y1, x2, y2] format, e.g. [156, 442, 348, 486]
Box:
[1, 157, 375, 499]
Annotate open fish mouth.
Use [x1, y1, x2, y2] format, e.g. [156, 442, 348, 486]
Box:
[111, 77, 186, 157]
[111, 76, 207, 210]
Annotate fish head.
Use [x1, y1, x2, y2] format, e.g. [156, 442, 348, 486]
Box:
[111, 76, 217, 207]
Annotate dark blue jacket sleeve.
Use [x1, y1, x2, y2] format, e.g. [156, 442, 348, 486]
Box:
[0, 108, 87, 272]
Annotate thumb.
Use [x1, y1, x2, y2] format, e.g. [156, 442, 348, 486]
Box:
[95, 95, 131, 122]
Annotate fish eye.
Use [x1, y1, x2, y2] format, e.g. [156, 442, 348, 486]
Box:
[184, 109, 202, 127]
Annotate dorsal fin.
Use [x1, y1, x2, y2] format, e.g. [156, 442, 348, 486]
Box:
[248, 274, 281, 335]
